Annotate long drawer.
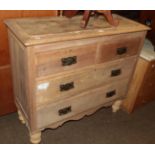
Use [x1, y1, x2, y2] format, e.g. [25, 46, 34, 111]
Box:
[35, 56, 137, 106]
[36, 79, 129, 129]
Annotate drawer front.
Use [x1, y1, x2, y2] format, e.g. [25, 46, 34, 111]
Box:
[37, 79, 129, 128]
[36, 56, 137, 106]
[95, 56, 137, 86]
[97, 35, 142, 63]
[36, 44, 96, 77]
[36, 68, 95, 105]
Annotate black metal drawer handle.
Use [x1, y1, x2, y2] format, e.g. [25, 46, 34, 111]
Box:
[111, 69, 121, 77]
[61, 56, 77, 66]
[60, 82, 74, 92]
[58, 106, 72, 116]
[106, 90, 116, 98]
[117, 47, 127, 55]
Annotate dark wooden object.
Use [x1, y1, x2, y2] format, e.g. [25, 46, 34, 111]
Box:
[139, 10, 155, 49]
[63, 10, 119, 28]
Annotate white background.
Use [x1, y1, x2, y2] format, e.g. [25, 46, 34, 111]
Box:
[0, 0, 155, 10]
[0, 0, 154, 154]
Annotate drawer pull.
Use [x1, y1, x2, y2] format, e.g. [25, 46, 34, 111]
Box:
[106, 90, 116, 98]
[111, 69, 121, 77]
[117, 47, 127, 55]
[58, 106, 72, 116]
[60, 82, 74, 91]
[61, 56, 77, 66]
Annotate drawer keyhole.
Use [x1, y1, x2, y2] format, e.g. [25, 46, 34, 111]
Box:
[61, 56, 77, 66]
[111, 69, 121, 77]
[106, 90, 116, 98]
[60, 82, 74, 91]
[117, 47, 127, 55]
[58, 106, 72, 116]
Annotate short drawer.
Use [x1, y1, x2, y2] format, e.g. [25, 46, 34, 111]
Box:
[97, 34, 142, 63]
[35, 43, 96, 77]
[35, 56, 136, 106]
[36, 79, 129, 129]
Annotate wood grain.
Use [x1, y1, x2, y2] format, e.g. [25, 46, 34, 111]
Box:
[8, 31, 29, 119]
[36, 56, 137, 106]
[0, 10, 58, 67]
[47, 101, 113, 129]
[5, 15, 148, 143]
[97, 33, 143, 63]
[0, 66, 16, 115]
[0, 11, 21, 66]
[36, 43, 97, 77]
[21, 10, 58, 17]
[0, 10, 58, 116]
[123, 58, 149, 113]
[5, 15, 150, 46]
[135, 60, 155, 108]
[37, 79, 129, 129]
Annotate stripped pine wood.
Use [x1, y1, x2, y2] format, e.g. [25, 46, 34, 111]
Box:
[37, 79, 129, 129]
[5, 15, 149, 143]
[5, 15, 149, 46]
[36, 56, 137, 106]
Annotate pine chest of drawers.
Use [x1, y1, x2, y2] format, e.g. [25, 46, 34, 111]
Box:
[5, 15, 149, 143]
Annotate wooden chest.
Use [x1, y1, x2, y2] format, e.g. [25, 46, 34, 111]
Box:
[5, 15, 149, 143]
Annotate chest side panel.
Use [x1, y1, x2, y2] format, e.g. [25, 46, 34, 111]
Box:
[8, 31, 29, 119]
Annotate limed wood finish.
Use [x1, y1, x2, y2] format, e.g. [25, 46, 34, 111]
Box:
[0, 10, 58, 116]
[37, 79, 129, 129]
[36, 56, 137, 106]
[5, 15, 148, 46]
[36, 43, 97, 77]
[5, 15, 149, 143]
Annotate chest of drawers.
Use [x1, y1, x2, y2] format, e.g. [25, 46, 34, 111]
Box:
[5, 15, 149, 143]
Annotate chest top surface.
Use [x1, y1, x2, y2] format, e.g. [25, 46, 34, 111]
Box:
[5, 14, 150, 46]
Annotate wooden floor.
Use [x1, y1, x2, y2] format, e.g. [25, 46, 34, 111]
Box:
[0, 100, 155, 144]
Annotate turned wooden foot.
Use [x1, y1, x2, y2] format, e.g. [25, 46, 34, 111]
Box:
[30, 132, 41, 144]
[112, 100, 122, 113]
[17, 110, 25, 124]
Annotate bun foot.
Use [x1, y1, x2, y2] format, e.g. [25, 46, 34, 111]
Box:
[17, 110, 26, 124]
[30, 132, 41, 144]
[112, 100, 122, 113]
